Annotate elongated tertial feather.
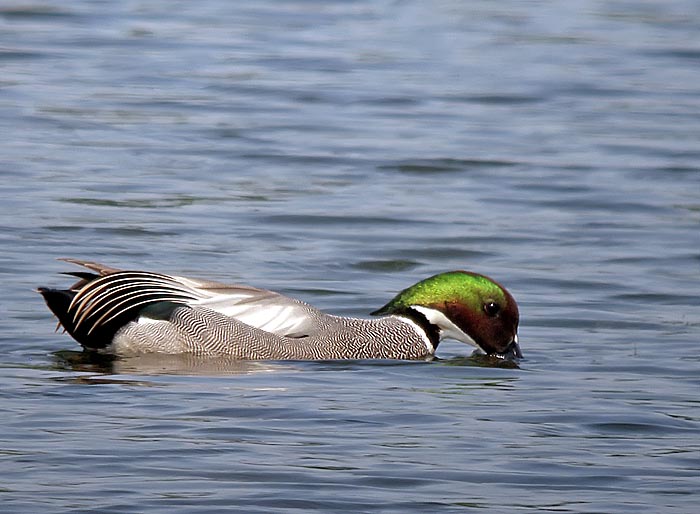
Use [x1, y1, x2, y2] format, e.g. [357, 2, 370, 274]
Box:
[67, 271, 208, 334]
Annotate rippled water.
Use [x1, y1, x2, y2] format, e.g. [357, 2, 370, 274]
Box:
[1, 1, 699, 512]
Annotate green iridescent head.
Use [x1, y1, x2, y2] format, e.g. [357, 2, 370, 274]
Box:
[372, 271, 520, 358]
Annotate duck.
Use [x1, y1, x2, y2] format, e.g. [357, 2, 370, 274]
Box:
[38, 259, 521, 361]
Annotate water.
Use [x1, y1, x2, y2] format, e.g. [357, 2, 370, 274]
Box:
[1, 1, 699, 512]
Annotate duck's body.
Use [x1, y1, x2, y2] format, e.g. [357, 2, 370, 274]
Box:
[38, 259, 521, 361]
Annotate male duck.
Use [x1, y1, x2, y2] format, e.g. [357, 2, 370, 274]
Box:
[38, 259, 521, 361]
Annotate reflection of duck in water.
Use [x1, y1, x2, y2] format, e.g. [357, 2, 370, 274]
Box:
[39, 259, 521, 361]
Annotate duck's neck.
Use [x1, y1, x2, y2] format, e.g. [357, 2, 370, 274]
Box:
[394, 308, 440, 352]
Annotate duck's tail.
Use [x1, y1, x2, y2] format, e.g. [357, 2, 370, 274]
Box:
[38, 260, 203, 350]
[38, 286, 114, 350]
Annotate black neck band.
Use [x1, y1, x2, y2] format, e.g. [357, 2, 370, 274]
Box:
[403, 307, 440, 350]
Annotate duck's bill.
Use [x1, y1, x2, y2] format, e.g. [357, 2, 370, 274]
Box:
[506, 339, 523, 359]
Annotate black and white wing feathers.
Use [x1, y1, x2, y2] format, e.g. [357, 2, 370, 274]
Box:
[40, 260, 328, 350]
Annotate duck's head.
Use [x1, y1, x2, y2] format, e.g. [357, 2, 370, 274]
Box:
[372, 271, 521, 359]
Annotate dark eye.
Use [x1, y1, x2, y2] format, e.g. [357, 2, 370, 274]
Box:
[483, 301, 501, 317]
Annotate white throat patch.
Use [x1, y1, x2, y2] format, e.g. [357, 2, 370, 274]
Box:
[411, 305, 479, 349]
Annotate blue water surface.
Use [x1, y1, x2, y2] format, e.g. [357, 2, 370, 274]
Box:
[1, 1, 699, 512]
